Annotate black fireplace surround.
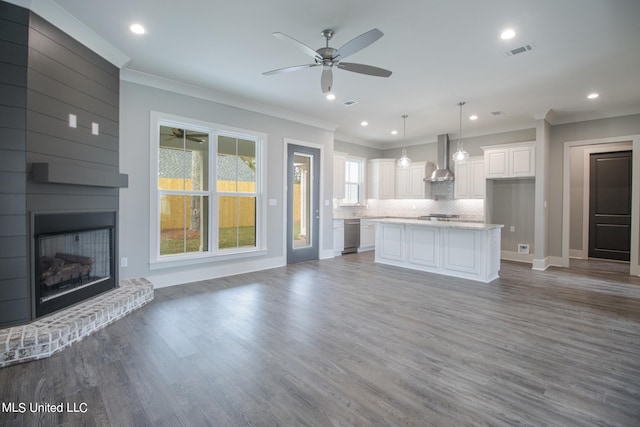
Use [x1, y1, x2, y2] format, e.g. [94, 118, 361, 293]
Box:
[33, 211, 117, 318]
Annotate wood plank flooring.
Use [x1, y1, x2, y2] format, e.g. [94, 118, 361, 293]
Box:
[1, 253, 640, 426]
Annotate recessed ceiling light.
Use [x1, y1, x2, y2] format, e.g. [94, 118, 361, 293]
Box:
[130, 23, 146, 35]
[469, 115, 478, 121]
[391, 130, 398, 135]
[326, 93, 336, 100]
[587, 92, 599, 99]
[501, 29, 516, 40]
[361, 121, 368, 127]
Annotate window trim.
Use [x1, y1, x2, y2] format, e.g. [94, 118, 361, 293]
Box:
[340, 155, 366, 206]
[149, 111, 267, 269]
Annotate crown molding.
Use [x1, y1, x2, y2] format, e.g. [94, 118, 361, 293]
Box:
[121, 69, 338, 132]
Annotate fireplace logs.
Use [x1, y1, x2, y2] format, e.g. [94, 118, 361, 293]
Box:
[40, 253, 95, 288]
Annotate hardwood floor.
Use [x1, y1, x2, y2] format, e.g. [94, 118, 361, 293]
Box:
[2, 253, 640, 426]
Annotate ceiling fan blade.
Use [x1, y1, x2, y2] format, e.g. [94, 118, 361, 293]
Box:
[263, 63, 318, 75]
[336, 28, 383, 60]
[272, 32, 322, 61]
[321, 67, 333, 93]
[338, 62, 392, 77]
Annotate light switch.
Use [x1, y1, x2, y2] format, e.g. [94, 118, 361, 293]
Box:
[68, 114, 77, 128]
[268, 198, 277, 206]
[91, 122, 99, 135]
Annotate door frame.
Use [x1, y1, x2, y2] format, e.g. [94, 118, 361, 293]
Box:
[283, 138, 326, 263]
[561, 134, 640, 276]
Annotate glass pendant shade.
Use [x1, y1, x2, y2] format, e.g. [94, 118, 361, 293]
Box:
[396, 114, 411, 168]
[397, 147, 411, 168]
[452, 143, 469, 163]
[451, 101, 469, 164]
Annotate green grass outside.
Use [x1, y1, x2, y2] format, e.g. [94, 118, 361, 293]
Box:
[160, 226, 256, 255]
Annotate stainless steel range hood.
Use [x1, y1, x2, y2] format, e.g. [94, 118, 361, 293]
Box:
[425, 134, 455, 182]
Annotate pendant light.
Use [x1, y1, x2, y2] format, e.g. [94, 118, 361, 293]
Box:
[396, 114, 411, 168]
[451, 101, 469, 164]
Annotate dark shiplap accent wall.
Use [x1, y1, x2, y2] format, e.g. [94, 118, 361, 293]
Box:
[0, 1, 120, 327]
[26, 12, 120, 213]
[0, 1, 29, 327]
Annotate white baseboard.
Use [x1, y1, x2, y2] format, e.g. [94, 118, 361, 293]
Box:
[149, 256, 286, 288]
[569, 249, 585, 259]
[532, 257, 550, 270]
[501, 250, 534, 264]
[320, 249, 335, 260]
[548, 256, 564, 267]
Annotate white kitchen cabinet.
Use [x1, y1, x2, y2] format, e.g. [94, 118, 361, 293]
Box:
[367, 159, 396, 199]
[483, 142, 535, 179]
[333, 219, 344, 256]
[333, 152, 346, 199]
[395, 167, 409, 198]
[396, 161, 426, 199]
[359, 219, 376, 251]
[454, 157, 485, 199]
[374, 219, 503, 283]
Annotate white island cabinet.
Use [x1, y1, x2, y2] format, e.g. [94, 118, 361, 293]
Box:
[373, 218, 503, 283]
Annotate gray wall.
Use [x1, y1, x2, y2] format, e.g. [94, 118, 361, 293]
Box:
[334, 139, 382, 159]
[0, 1, 29, 327]
[0, 2, 121, 326]
[548, 114, 640, 258]
[118, 81, 335, 285]
[490, 179, 536, 253]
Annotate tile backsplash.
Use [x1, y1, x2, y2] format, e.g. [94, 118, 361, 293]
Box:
[334, 198, 485, 221]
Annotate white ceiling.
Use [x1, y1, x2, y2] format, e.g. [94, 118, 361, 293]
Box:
[46, 0, 640, 147]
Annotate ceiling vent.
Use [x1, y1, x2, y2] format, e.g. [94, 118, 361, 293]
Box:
[505, 44, 535, 57]
[343, 100, 358, 106]
[490, 111, 505, 116]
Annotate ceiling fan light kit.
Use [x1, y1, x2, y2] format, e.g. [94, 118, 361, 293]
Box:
[263, 28, 392, 93]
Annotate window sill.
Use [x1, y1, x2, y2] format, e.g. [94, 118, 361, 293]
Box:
[149, 248, 268, 270]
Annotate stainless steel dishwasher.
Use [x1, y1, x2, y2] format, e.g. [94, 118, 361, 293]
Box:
[342, 219, 360, 254]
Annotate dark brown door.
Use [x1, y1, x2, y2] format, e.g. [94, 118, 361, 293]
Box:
[588, 151, 632, 261]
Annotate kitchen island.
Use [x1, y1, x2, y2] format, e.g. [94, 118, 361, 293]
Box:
[373, 218, 503, 283]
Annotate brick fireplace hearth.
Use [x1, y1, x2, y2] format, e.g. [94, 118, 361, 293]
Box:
[0, 278, 153, 368]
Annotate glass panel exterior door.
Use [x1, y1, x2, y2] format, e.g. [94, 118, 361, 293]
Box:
[287, 144, 320, 263]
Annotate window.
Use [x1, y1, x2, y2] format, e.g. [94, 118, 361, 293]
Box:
[152, 113, 264, 264]
[217, 135, 257, 250]
[343, 158, 364, 205]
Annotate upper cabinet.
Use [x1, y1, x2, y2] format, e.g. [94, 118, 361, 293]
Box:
[483, 142, 535, 179]
[333, 152, 346, 199]
[396, 161, 427, 199]
[368, 159, 396, 199]
[454, 157, 485, 199]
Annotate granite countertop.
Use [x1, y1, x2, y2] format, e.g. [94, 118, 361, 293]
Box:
[370, 217, 504, 230]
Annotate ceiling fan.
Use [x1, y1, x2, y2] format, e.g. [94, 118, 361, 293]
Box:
[163, 128, 207, 143]
[263, 28, 392, 93]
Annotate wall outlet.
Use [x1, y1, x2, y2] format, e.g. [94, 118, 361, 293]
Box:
[517, 244, 530, 254]
[510, 225, 516, 232]
[120, 257, 128, 267]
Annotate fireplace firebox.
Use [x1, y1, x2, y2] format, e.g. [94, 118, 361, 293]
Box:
[33, 211, 117, 318]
